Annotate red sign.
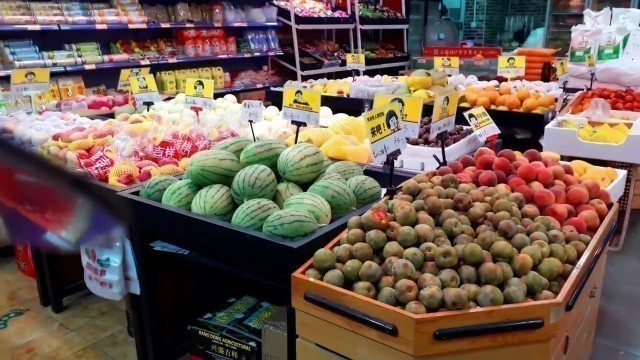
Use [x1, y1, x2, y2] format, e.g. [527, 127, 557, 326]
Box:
[210, 129, 239, 146]
[77, 150, 115, 181]
[423, 46, 502, 59]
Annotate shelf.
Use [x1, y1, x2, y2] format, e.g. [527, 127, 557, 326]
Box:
[0, 67, 66, 76]
[359, 24, 409, 30]
[272, 57, 351, 76]
[155, 51, 282, 64]
[365, 61, 410, 70]
[0, 24, 58, 31]
[58, 22, 280, 31]
[277, 16, 355, 29]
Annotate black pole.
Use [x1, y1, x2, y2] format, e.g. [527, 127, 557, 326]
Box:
[439, 132, 447, 165]
[143, 101, 153, 112]
[249, 120, 256, 142]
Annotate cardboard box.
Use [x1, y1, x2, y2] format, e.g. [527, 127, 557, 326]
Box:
[261, 307, 287, 360]
[189, 296, 279, 360]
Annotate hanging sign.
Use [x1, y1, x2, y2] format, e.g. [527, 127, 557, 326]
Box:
[373, 94, 423, 138]
[365, 103, 406, 164]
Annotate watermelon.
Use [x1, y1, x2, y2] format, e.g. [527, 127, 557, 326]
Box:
[239, 140, 286, 168]
[283, 193, 331, 225]
[191, 184, 235, 220]
[277, 143, 325, 185]
[325, 161, 363, 180]
[347, 175, 382, 207]
[231, 198, 280, 231]
[307, 180, 357, 218]
[161, 179, 200, 211]
[262, 209, 318, 239]
[213, 137, 252, 158]
[273, 181, 303, 208]
[314, 172, 346, 184]
[322, 155, 333, 172]
[186, 150, 243, 187]
[231, 164, 277, 205]
[140, 176, 178, 202]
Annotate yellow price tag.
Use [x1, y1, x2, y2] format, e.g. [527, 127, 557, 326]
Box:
[282, 87, 321, 125]
[346, 53, 366, 70]
[117, 67, 150, 91]
[10, 68, 50, 94]
[497, 56, 526, 78]
[555, 59, 568, 77]
[431, 92, 460, 140]
[373, 94, 424, 138]
[585, 54, 596, 75]
[365, 103, 406, 164]
[130, 74, 161, 107]
[434, 56, 460, 75]
[463, 107, 501, 142]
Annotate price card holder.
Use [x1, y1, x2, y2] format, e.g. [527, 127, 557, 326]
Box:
[497, 55, 526, 79]
[585, 54, 596, 89]
[555, 58, 568, 85]
[242, 100, 263, 141]
[365, 103, 406, 194]
[282, 87, 321, 142]
[373, 94, 424, 138]
[184, 78, 215, 111]
[463, 107, 501, 149]
[346, 53, 366, 71]
[10, 68, 50, 99]
[430, 92, 460, 167]
[434, 56, 460, 75]
[117, 67, 150, 91]
[131, 74, 161, 108]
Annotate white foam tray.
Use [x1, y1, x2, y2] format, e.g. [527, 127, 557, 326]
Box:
[396, 132, 484, 172]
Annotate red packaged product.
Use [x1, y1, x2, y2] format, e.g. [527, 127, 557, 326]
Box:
[210, 38, 221, 56]
[226, 37, 237, 55]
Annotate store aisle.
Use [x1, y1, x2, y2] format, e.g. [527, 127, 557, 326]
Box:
[592, 211, 640, 360]
[0, 259, 135, 359]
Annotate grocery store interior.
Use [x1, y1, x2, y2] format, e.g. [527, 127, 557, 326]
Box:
[1, 0, 640, 359]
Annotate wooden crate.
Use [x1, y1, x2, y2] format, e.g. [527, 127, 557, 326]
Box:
[292, 205, 619, 358]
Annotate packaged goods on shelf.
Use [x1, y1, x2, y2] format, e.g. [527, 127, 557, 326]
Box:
[0, 0, 147, 25]
[355, 0, 405, 21]
[273, 0, 349, 18]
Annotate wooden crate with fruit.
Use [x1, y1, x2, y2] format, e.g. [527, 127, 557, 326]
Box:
[292, 147, 620, 359]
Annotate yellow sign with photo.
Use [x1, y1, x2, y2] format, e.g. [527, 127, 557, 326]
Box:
[282, 87, 322, 125]
[434, 56, 460, 75]
[11, 68, 50, 85]
[431, 92, 460, 139]
[463, 106, 501, 142]
[130, 75, 158, 94]
[119, 67, 150, 82]
[346, 53, 366, 70]
[497, 56, 526, 77]
[555, 59, 568, 77]
[373, 94, 423, 138]
[365, 103, 406, 164]
[185, 78, 215, 99]
[585, 54, 596, 75]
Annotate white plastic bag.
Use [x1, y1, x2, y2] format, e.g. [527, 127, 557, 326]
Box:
[570, 25, 601, 63]
[80, 227, 127, 301]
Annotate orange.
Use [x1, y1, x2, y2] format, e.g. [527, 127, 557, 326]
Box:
[476, 96, 491, 109]
[486, 91, 499, 104]
[516, 88, 531, 102]
[505, 96, 522, 110]
[495, 94, 510, 106]
[497, 105, 509, 111]
[499, 83, 511, 95]
[539, 94, 555, 107]
[465, 92, 479, 106]
[522, 98, 538, 112]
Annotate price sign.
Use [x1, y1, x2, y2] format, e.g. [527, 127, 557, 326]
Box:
[463, 107, 501, 142]
[241, 100, 263, 125]
[117, 67, 150, 91]
[130, 74, 161, 108]
[10, 68, 50, 95]
[282, 87, 321, 126]
[555, 58, 568, 83]
[434, 56, 460, 75]
[430, 92, 460, 140]
[497, 56, 526, 78]
[373, 94, 424, 138]
[585, 54, 596, 75]
[346, 53, 366, 70]
[184, 78, 215, 111]
[365, 103, 407, 165]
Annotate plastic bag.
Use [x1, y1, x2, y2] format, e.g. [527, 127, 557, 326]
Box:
[569, 25, 602, 63]
[80, 229, 126, 301]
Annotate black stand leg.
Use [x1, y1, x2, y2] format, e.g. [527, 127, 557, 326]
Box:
[42, 254, 64, 313]
[129, 228, 154, 360]
[31, 248, 50, 307]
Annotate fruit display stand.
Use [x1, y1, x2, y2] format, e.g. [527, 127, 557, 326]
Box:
[291, 204, 618, 359]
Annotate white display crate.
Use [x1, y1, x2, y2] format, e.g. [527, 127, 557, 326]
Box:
[397, 132, 484, 171]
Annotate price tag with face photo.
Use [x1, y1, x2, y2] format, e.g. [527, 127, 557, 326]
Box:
[365, 103, 407, 164]
[463, 106, 501, 142]
[430, 92, 460, 140]
[497, 55, 526, 78]
[117, 67, 150, 91]
[555, 58, 569, 84]
[184, 78, 215, 111]
[282, 87, 321, 126]
[434, 56, 460, 75]
[373, 94, 424, 138]
[11, 68, 50, 95]
[585, 54, 596, 75]
[346, 53, 366, 71]
[130, 74, 161, 107]
[241, 100, 263, 125]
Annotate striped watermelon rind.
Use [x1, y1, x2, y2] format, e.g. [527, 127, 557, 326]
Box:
[213, 136, 253, 158]
[231, 198, 280, 231]
[314, 172, 346, 184]
[283, 193, 332, 226]
[322, 155, 333, 172]
[347, 175, 382, 208]
[273, 181, 303, 208]
[262, 209, 319, 239]
[186, 149, 243, 187]
[277, 143, 325, 185]
[307, 180, 357, 219]
[325, 161, 364, 180]
[239, 140, 286, 168]
[231, 164, 277, 205]
[161, 179, 200, 211]
[140, 176, 178, 202]
[191, 184, 235, 220]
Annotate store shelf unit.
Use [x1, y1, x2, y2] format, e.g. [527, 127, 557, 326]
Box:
[0, 22, 280, 31]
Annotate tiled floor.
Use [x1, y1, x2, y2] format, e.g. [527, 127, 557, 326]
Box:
[0, 258, 136, 360]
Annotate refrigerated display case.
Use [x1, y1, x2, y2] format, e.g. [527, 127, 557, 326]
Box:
[545, 0, 639, 54]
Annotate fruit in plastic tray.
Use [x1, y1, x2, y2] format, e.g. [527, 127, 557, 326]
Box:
[572, 88, 640, 113]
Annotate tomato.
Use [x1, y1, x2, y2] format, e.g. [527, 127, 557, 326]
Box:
[614, 103, 624, 110]
[625, 88, 635, 95]
[602, 91, 611, 98]
[625, 95, 634, 103]
[624, 103, 635, 111]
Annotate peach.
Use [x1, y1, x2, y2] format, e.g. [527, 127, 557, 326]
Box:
[528, 181, 545, 192]
[550, 188, 566, 204]
[497, 149, 516, 162]
[536, 168, 554, 187]
[533, 189, 555, 209]
[158, 158, 179, 167]
[567, 187, 589, 206]
[517, 164, 537, 183]
[437, 166, 453, 176]
[588, 199, 609, 219]
[456, 172, 473, 184]
[494, 170, 507, 184]
[564, 204, 576, 219]
[515, 185, 534, 203]
[472, 170, 483, 186]
[139, 170, 153, 182]
[552, 180, 567, 190]
[561, 164, 574, 176]
[476, 155, 496, 170]
[515, 155, 530, 164]
[69, 132, 89, 142]
[448, 161, 464, 174]
[549, 165, 566, 180]
[492, 157, 512, 175]
[523, 149, 543, 163]
[495, 183, 511, 193]
[464, 166, 477, 173]
[89, 146, 104, 157]
[565, 217, 587, 234]
[479, 171, 498, 187]
[459, 155, 476, 169]
[581, 180, 601, 199]
[597, 189, 612, 205]
[529, 161, 546, 170]
[508, 176, 526, 191]
[576, 204, 596, 215]
[512, 161, 526, 171]
[474, 147, 496, 161]
[544, 204, 568, 224]
[577, 210, 600, 231]
[563, 175, 580, 187]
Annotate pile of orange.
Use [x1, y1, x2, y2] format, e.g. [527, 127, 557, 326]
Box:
[461, 83, 557, 113]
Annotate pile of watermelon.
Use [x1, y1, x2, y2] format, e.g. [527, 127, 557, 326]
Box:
[139, 137, 383, 240]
